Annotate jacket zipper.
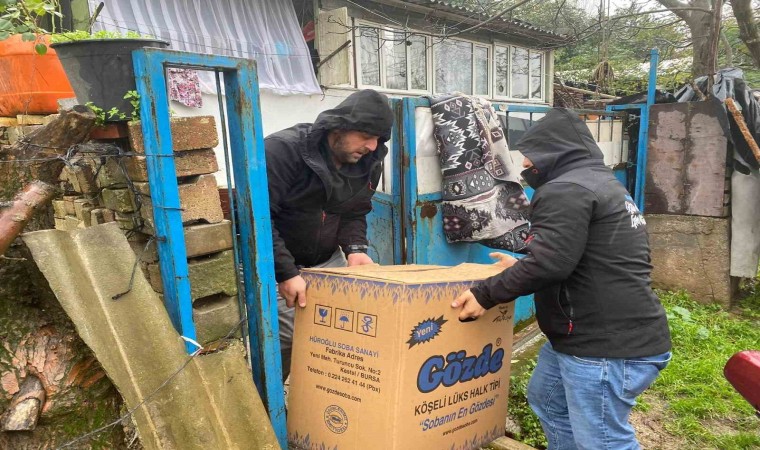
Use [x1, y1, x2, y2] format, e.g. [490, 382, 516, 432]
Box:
[557, 283, 575, 336]
[313, 210, 326, 263]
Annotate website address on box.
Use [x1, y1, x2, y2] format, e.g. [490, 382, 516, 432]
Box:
[316, 384, 362, 403]
[442, 418, 478, 437]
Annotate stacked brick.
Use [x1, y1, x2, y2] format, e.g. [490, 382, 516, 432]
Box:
[0, 114, 55, 148]
[49, 115, 244, 345]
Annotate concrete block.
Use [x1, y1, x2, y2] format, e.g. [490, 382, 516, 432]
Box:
[52, 200, 67, 219]
[42, 114, 59, 126]
[7, 125, 41, 145]
[128, 234, 158, 263]
[193, 295, 242, 344]
[101, 188, 136, 213]
[132, 221, 233, 262]
[90, 208, 115, 226]
[62, 195, 78, 216]
[114, 212, 144, 232]
[74, 198, 96, 226]
[16, 114, 47, 125]
[129, 116, 218, 153]
[123, 148, 219, 181]
[55, 216, 83, 231]
[184, 221, 234, 258]
[60, 164, 98, 194]
[647, 214, 732, 306]
[137, 174, 223, 228]
[147, 250, 238, 300]
[95, 157, 128, 189]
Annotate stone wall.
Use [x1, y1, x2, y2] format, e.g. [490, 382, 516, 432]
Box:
[647, 214, 733, 307]
[52, 116, 243, 346]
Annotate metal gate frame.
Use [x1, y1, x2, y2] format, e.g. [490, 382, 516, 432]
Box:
[133, 48, 287, 448]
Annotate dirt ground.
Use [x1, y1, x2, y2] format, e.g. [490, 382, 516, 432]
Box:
[629, 395, 689, 450]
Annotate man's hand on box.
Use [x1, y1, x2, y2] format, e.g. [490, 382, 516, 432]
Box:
[279, 275, 307, 308]
[347, 252, 374, 266]
[490, 252, 518, 269]
[451, 289, 486, 322]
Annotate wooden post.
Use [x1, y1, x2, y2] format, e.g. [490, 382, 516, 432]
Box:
[725, 98, 760, 163]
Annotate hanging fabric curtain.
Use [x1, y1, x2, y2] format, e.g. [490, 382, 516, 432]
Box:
[87, 0, 321, 95]
[429, 94, 531, 252]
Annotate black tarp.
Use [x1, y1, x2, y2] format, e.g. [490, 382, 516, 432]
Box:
[675, 68, 760, 173]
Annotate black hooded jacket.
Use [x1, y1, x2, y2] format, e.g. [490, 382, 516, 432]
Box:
[470, 108, 671, 358]
[265, 90, 394, 282]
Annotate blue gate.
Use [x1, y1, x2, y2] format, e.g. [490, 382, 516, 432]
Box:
[133, 48, 287, 448]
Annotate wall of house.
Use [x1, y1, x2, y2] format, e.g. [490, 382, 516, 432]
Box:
[170, 88, 352, 187]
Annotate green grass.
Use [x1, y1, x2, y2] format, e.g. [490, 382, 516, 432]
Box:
[653, 290, 760, 448]
[506, 357, 548, 448]
[505, 291, 760, 449]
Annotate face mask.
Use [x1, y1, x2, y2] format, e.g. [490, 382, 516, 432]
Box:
[520, 166, 541, 189]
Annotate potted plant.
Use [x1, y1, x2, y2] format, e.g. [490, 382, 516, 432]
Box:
[0, 0, 74, 116]
[50, 30, 169, 120]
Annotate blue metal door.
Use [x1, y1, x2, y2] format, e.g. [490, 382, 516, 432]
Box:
[366, 99, 403, 265]
[399, 98, 537, 326]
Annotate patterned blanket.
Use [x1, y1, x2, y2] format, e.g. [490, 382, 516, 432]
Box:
[429, 94, 530, 252]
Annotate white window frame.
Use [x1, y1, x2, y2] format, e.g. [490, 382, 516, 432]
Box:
[493, 43, 545, 102]
[473, 44, 491, 97]
[354, 20, 432, 95]
[431, 37, 491, 97]
[346, 19, 547, 102]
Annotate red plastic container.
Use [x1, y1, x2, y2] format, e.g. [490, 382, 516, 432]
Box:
[0, 35, 75, 117]
[724, 350, 760, 414]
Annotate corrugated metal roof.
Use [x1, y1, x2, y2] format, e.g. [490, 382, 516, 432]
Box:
[396, 0, 567, 45]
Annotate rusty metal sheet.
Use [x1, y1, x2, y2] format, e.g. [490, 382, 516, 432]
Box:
[646, 101, 730, 217]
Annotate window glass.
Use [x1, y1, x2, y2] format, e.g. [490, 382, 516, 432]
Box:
[474, 46, 489, 95]
[359, 27, 380, 86]
[495, 46, 508, 97]
[384, 30, 407, 90]
[435, 40, 473, 94]
[408, 34, 427, 90]
[511, 46, 529, 99]
[530, 51, 543, 99]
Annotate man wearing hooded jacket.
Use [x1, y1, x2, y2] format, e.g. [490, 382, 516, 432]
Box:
[452, 108, 671, 449]
[265, 90, 394, 380]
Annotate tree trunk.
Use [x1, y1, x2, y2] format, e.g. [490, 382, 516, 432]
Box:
[689, 11, 717, 78]
[730, 0, 760, 68]
[0, 181, 57, 255]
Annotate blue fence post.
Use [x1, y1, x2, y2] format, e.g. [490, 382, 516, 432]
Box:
[635, 48, 659, 212]
[133, 50, 197, 354]
[401, 97, 421, 263]
[224, 61, 288, 449]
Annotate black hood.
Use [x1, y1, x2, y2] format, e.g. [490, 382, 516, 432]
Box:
[305, 89, 393, 171]
[303, 90, 394, 200]
[312, 89, 394, 141]
[515, 108, 606, 188]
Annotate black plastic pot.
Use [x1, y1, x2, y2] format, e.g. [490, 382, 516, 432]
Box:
[50, 38, 169, 120]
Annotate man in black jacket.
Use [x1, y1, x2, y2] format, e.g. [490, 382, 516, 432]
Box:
[452, 108, 671, 449]
[266, 89, 393, 380]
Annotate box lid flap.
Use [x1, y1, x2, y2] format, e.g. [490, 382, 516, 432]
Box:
[303, 263, 504, 283]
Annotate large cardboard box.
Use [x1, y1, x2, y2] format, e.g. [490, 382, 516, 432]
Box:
[288, 264, 515, 450]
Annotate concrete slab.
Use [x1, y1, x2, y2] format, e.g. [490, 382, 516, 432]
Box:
[129, 116, 219, 153]
[647, 214, 732, 306]
[146, 249, 238, 300]
[23, 223, 279, 450]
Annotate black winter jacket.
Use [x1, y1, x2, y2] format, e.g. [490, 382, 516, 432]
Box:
[265, 90, 393, 282]
[471, 108, 671, 358]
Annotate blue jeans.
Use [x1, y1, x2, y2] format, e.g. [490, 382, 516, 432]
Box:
[527, 342, 671, 450]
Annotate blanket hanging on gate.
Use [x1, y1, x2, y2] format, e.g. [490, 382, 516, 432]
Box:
[428, 93, 530, 252]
